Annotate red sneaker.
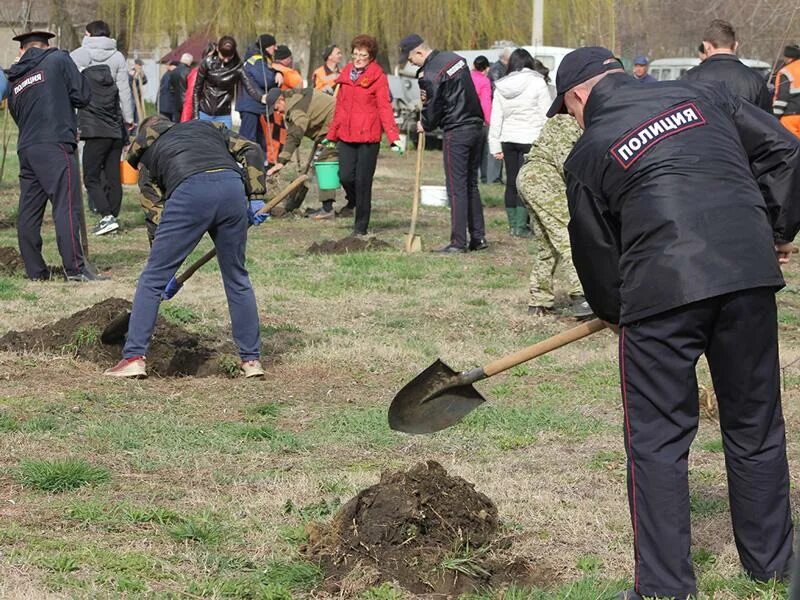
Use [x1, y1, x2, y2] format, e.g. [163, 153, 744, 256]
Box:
[104, 356, 147, 378]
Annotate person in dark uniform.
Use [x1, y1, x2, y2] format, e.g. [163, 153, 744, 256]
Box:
[104, 116, 268, 379]
[683, 19, 772, 111]
[4, 31, 106, 281]
[548, 46, 800, 599]
[400, 33, 487, 253]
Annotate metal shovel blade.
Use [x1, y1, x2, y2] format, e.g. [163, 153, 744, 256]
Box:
[404, 234, 422, 253]
[388, 359, 487, 434]
[101, 311, 131, 345]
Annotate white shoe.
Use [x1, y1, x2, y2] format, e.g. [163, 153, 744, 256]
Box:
[94, 216, 119, 236]
[241, 359, 265, 378]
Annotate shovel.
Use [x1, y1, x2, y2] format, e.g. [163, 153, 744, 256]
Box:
[404, 132, 425, 253]
[101, 174, 309, 344]
[388, 318, 606, 434]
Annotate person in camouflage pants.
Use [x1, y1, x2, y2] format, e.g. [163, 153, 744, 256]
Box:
[517, 114, 589, 316]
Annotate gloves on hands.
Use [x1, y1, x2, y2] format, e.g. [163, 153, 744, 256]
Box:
[161, 276, 182, 300]
[248, 200, 269, 226]
[319, 138, 336, 149]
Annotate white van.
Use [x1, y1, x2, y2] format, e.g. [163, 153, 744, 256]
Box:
[649, 57, 771, 81]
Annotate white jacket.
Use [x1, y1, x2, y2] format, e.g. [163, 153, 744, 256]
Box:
[70, 36, 134, 124]
[488, 68, 551, 154]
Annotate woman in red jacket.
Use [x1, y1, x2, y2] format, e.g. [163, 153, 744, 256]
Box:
[326, 34, 401, 234]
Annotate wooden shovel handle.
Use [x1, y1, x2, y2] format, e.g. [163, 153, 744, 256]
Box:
[404, 132, 425, 251]
[175, 174, 309, 285]
[483, 318, 606, 377]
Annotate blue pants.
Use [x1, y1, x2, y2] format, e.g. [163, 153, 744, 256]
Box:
[198, 111, 233, 129]
[124, 170, 261, 361]
[239, 111, 265, 151]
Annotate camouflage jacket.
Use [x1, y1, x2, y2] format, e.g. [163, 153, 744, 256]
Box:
[127, 117, 266, 199]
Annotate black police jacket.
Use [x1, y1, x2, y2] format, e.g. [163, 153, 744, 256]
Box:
[78, 65, 125, 140]
[417, 50, 484, 132]
[683, 53, 772, 112]
[6, 47, 91, 150]
[564, 73, 800, 325]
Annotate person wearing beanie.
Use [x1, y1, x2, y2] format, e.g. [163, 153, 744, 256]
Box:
[238, 33, 279, 147]
[272, 45, 303, 90]
[312, 44, 343, 95]
[773, 43, 800, 136]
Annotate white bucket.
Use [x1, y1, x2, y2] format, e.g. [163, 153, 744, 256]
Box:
[420, 185, 448, 207]
[396, 133, 408, 154]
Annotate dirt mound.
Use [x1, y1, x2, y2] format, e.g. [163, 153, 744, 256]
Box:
[304, 461, 547, 596]
[0, 297, 225, 376]
[307, 236, 392, 255]
[0, 246, 64, 279]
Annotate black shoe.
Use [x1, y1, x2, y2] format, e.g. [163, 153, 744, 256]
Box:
[337, 206, 355, 218]
[615, 590, 643, 600]
[434, 244, 467, 254]
[468, 238, 488, 251]
[566, 296, 594, 319]
[66, 264, 110, 282]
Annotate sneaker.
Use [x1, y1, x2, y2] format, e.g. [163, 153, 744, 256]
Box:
[241, 359, 265, 378]
[566, 296, 594, 319]
[104, 356, 147, 378]
[528, 305, 555, 317]
[93, 215, 119, 236]
[337, 206, 355, 218]
[310, 209, 335, 220]
[468, 238, 488, 251]
[66, 263, 110, 282]
[434, 244, 467, 254]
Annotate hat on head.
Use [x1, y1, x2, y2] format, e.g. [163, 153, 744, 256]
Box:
[180, 52, 193, 65]
[12, 30, 55, 46]
[399, 33, 424, 64]
[258, 34, 276, 51]
[264, 87, 283, 118]
[274, 45, 292, 60]
[546, 46, 625, 117]
[633, 55, 649, 65]
[784, 45, 800, 59]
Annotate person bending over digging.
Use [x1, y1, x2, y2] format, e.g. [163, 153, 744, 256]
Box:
[104, 115, 269, 379]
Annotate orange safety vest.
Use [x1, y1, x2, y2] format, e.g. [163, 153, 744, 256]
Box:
[312, 64, 339, 95]
[272, 64, 304, 91]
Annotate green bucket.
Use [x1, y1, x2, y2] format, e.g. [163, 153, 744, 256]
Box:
[314, 161, 340, 190]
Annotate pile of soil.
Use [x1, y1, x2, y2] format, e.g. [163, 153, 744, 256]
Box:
[307, 236, 392, 255]
[0, 246, 63, 279]
[0, 297, 225, 376]
[304, 461, 543, 596]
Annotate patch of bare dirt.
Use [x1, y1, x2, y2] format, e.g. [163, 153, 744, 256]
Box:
[304, 461, 554, 596]
[0, 246, 63, 279]
[307, 236, 392, 255]
[0, 297, 290, 377]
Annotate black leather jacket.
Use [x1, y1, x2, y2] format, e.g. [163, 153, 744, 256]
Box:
[417, 50, 484, 132]
[564, 73, 800, 324]
[193, 53, 259, 117]
[683, 53, 772, 112]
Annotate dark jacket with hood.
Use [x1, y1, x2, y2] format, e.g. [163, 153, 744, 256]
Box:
[6, 47, 91, 150]
[127, 118, 266, 199]
[238, 45, 278, 115]
[564, 73, 800, 325]
[193, 52, 261, 117]
[417, 50, 484, 132]
[169, 63, 191, 115]
[683, 53, 772, 112]
[78, 64, 125, 139]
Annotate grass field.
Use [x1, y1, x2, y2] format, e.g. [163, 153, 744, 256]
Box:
[0, 129, 798, 599]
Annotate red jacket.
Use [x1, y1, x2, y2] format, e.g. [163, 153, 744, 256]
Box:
[180, 67, 198, 122]
[327, 61, 400, 144]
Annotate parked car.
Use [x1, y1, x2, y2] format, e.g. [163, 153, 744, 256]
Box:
[649, 56, 771, 81]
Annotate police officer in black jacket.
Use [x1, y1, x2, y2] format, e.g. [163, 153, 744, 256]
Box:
[5, 31, 105, 281]
[548, 47, 800, 599]
[683, 19, 772, 112]
[400, 34, 487, 253]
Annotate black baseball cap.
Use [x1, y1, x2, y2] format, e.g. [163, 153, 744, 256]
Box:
[13, 30, 55, 46]
[546, 46, 625, 117]
[399, 33, 424, 65]
[265, 87, 283, 117]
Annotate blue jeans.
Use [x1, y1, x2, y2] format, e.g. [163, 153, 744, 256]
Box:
[123, 170, 260, 361]
[198, 111, 233, 129]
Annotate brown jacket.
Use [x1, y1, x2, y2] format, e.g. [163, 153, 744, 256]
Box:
[278, 88, 336, 164]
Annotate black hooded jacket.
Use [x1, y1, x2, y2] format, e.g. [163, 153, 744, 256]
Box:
[564, 73, 800, 325]
[6, 47, 91, 149]
[683, 53, 772, 112]
[78, 64, 124, 139]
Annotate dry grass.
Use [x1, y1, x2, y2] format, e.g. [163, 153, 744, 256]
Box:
[0, 135, 797, 599]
